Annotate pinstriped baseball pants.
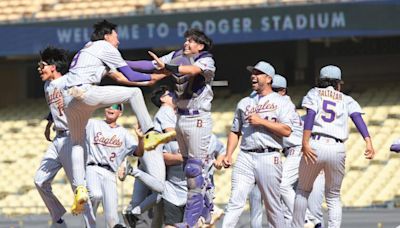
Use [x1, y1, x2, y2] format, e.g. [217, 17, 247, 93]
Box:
[222, 151, 286, 228]
[34, 135, 96, 227]
[63, 85, 154, 187]
[292, 139, 345, 228]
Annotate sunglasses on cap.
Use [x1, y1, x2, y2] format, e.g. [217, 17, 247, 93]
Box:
[110, 104, 123, 111]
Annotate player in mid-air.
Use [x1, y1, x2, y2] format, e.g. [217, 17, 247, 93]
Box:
[34, 46, 95, 227]
[61, 20, 175, 215]
[221, 61, 294, 228]
[126, 28, 216, 227]
[84, 104, 144, 228]
[291, 65, 375, 228]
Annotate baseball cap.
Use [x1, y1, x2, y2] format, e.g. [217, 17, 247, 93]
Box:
[272, 74, 287, 89]
[320, 65, 341, 80]
[110, 104, 124, 111]
[246, 61, 275, 78]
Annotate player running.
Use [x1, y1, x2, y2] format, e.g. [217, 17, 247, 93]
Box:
[291, 65, 375, 228]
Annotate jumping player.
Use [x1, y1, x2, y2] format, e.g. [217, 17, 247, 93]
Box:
[127, 28, 216, 227]
[291, 65, 375, 228]
[61, 20, 175, 215]
[221, 61, 294, 228]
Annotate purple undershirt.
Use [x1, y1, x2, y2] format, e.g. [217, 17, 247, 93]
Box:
[350, 112, 370, 139]
[126, 60, 156, 72]
[303, 109, 316, 131]
[118, 65, 151, 82]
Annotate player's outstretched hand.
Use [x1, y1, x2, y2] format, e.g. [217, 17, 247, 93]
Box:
[148, 51, 165, 70]
[222, 155, 232, 168]
[134, 126, 144, 139]
[302, 143, 317, 165]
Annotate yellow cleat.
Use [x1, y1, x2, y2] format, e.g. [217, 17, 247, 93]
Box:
[144, 130, 176, 151]
[71, 186, 88, 215]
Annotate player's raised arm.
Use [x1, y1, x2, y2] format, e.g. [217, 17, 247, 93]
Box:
[107, 70, 168, 87]
[133, 127, 144, 157]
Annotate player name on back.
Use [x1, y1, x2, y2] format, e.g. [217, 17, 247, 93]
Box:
[317, 88, 343, 100]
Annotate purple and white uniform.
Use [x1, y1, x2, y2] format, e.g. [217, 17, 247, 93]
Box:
[63, 40, 154, 188]
[222, 92, 294, 228]
[292, 85, 363, 228]
[158, 50, 216, 226]
[34, 77, 73, 223]
[85, 119, 139, 228]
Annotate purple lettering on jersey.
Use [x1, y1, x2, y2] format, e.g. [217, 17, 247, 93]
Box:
[322, 100, 336, 123]
[70, 51, 81, 69]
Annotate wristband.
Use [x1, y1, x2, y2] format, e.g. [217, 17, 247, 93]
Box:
[165, 64, 179, 74]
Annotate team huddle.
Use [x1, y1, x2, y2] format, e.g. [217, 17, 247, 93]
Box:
[34, 19, 376, 228]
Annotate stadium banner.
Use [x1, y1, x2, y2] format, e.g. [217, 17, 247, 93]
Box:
[1, 0, 400, 56]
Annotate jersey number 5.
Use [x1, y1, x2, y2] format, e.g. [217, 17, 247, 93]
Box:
[322, 100, 336, 123]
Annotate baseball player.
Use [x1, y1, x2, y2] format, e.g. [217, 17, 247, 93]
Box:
[248, 74, 326, 227]
[121, 86, 176, 228]
[221, 61, 294, 228]
[61, 20, 175, 215]
[84, 104, 144, 228]
[127, 28, 216, 227]
[291, 65, 375, 228]
[34, 47, 95, 227]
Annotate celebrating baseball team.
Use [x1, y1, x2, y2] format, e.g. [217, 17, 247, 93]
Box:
[34, 18, 376, 228]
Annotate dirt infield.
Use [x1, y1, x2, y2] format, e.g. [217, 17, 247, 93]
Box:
[1, 208, 399, 227]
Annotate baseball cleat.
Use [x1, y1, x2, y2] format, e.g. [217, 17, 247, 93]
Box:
[144, 130, 176, 151]
[209, 206, 224, 226]
[68, 86, 85, 100]
[71, 185, 88, 215]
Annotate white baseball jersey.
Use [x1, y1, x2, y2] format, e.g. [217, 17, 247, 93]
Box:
[162, 140, 187, 206]
[158, 51, 216, 111]
[65, 40, 127, 87]
[232, 92, 294, 150]
[85, 119, 137, 171]
[44, 77, 68, 131]
[282, 95, 302, 148]
[154, 105, 176, 133]
[302, 86, 363, 141]
[206, 134, 226, 176]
